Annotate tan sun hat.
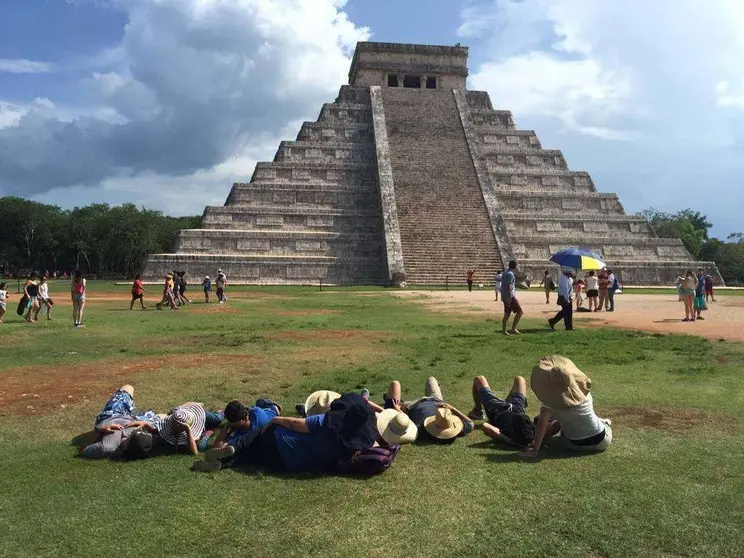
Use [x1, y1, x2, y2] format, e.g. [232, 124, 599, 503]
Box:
[530, 355, 591, 410]
[424, 407, 464, 440]
[376, 409, 418, 444]
[304, 390, 341, 416]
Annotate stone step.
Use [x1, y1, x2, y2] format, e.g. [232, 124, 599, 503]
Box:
[478, 129, 541, 149]
[489, 170, 595, 193]
[226, 184, 380, 208]
[335, 85, 372, 104]
[464, 91, 494, 110]
[480, 150, 567, 170]
[250, 161, 375, 184]
[201, 209, 382, 233]
[513, 238, 692, 262]
[318, 103, 371, 124]
[468, 108, 516, 129]
[297, 121, 373, 143]
[274, 140, 375, 164]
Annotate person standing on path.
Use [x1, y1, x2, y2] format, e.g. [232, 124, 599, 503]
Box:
[704, 273, 715, 302]
[585, 271, 599, 312]
[680, 271, 697, 322]
[202, 275, 212, 303]
[466, 269, 475, 292]
[494, 270, 503, 302]
[71, 270, 86, 328]
[606, 269, 617, 312]
[23, 273, 40, 322]
[548, 270, 574, 331]
[539, 270, 555, 304]
[694, 269, 706, 321]
[0, 282, 8, 324]
[216, 269, 227, 303]
[597, 269, 610, 311]
[500, 260, 523, 336]
[35, 276, 54, 320]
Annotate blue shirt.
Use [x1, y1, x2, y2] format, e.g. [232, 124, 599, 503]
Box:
[500, 269, 516, 299]
[226, 405, 279, 446]
[274, 414, 345, 472]
[557, 273, 573, 299]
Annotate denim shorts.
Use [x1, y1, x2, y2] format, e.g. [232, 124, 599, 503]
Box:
[95, 390, 136, 426]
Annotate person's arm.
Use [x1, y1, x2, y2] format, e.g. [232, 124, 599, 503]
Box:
[97, 423, 125, 434]
[437, 402, 475, 434]
[24, 281, 31, 297]
[184, 425, 198, 455]
[519, 406, 553, 458]
[123, 420, 158, 433]
[366, 400, 385, 413]
[270, 416, 311, 433]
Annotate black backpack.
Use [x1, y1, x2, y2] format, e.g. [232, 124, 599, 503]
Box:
[332, 445, 401, 476]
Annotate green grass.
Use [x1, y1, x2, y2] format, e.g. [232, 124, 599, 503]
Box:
[1, 285, 743, 557]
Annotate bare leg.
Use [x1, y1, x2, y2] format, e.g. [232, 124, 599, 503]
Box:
[510, 310, 524, 333]
[77, 301, 85, 325]
[46, 301, 52, 320]
[425, 376, 443, 400]
[471, 375, 490, 414]
[502, 311, 511, 334]
[129, 297, 135, 310]
[386, 380, 401, 403]
[506, 375, 527, 399]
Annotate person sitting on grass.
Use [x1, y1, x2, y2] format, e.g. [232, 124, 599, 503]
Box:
[469, 375, 535, 449]
[130, 274, 147, 310]
[196, 393, 377, 473]
[79, 384, 160, 460]
[519, 355, 612, 459]
[192, 398, 282, 472]
[377, 378, 473, 444]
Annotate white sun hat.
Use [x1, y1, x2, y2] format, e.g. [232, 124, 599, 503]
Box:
[376, 409, 418, 444]
[304, 390, 342, 416]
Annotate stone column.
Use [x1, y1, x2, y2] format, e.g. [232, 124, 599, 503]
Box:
[369, 86, 406, 286]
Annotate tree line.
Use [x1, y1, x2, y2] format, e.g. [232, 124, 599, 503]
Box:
[0, 198, 200, 278]
[639, 208, 744, 285]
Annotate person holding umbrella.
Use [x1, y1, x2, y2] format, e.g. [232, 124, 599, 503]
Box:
[548, 269, 574, 331]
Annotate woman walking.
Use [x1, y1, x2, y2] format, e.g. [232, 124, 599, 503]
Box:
[585, 271, 599, 312]
[71, 270, 87, 328]
[680, 271, 697, 322]
[0, 282, 8, 324]
[23, 273, 40, 322]
[35, 276, 54, 320]
[130, 274, 147, 310]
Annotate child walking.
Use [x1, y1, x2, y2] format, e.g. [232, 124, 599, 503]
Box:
[202, 275, 212, 303]
[0, 282, 8, 324]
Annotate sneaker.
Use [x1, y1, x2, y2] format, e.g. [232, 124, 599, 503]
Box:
[192, 459, 222, 473]
[205, 445, 235, 462]
[509, 329, 522, 335]
[547, 319, 555, 331]
[360, 388, 370, 399]
[468, 409, 486, 421]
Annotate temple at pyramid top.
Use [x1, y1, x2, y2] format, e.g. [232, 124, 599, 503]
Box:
[143, 41, 722, 286]
[349, 42, 469, 89]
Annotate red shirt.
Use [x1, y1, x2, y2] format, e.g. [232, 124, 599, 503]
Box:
[132, 279, 144, 296]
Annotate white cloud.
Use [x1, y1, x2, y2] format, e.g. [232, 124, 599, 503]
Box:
[716, 80, 744, 109]
[0, 0, 369, 201]
[0, 58, 55, 73]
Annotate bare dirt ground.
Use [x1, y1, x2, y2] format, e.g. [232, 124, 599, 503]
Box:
[395, 289, 744, 342]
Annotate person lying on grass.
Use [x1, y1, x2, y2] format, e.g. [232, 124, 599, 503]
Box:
[369, 378, 473, 444]
[192, 398, 282, 472]
[519, 355, 612, 459]
[125, 402, 209, 456]
[469, 375, 535, 449]
[193, 393, 377, 473]
[80, 384, 160, 460]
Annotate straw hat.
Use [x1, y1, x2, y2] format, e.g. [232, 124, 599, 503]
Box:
[530, 355, 591, 410]
[304, 390, 341, 416]
[376, 409, 418, 444]
[424, 407, 464, 440]
[157, 403, 206, 446]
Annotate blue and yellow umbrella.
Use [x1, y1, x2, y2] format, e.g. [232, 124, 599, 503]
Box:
[549, 247, 606, 271]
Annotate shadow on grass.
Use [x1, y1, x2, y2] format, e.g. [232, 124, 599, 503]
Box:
[468, 438, 587, 463]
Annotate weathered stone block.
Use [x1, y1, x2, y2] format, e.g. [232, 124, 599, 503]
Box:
[256, 216, 284, 226]
[237, 240, 271, 251]
[583, 222, 609, 233]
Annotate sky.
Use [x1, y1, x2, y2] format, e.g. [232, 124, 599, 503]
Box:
[0, 0, 742, 239]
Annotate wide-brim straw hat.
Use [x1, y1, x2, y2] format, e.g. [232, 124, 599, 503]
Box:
[530, 355, 591, 410]
[424, 407, 463, 440]
[304, 390, 341, 416]
[376, 409, 418, 444]
[157, 403, 206, 446]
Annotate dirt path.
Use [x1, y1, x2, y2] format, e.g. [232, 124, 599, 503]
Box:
[395, 289, 744, 342]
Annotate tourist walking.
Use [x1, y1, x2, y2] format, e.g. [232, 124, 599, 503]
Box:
[548, 269, 574, 331]
[606, 269, 618, 312]
[494, 270, 503, 302]
[155, 274, 177, 310]
[71, 270, 86, 328]
[0, 282, 8, 324]
[466, 269, 475, 292]
[130, 274, 147, 310]
[216, 269, 227, 303]
[539, 270, 555, 304]
[585, 270, 599, 312]
[35, 276, 54, 320]
[23, 273, 40, 322]
[680, 271, 697, 322]
[694, 269, 706, 321]
[177, 271, 191, 304]
[500, 260, 523, 335]
[597, 268, 610, 311]
[202, 275, 212, 303]
[704, 273, 715, 302]
[575, 279, 585, 311]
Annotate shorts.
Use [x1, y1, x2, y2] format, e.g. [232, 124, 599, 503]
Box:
[73, 293, 86, 304]
[95, 390, 136, 426]
[0, 301, 6, 311]
[587, 289, 599, 298]
[179, 286, 186, 295]
[705, 287, 713, 294]
[478, 388, 528, 441]
[679, 288, 695, 297]
[502, 297, 522, 314]
[562, 424, 612, 452]
[694, 295, 706, 310]
[131, 293, 143, 300]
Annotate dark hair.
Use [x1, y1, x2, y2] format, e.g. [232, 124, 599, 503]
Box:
[39, 276, 46, 283]
[124, 430, 154, 460]
[74, 270, 83, 281]
[224, 400, 248, 423]
[134, 274, 141, 280]
[606, 269, 613, 274]
[508, 260, 517, 270]
[588, 270, 595, 276]
[509, 414, 536, 447]
[0, 282, 6, 290]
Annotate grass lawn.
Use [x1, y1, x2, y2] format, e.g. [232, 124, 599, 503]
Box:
[1, 283, 743, 558]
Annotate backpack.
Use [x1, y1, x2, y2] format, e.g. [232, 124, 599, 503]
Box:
[332, 445, 401, 476]
[612, 276, 620, 290]
[16, 295, 28, 316]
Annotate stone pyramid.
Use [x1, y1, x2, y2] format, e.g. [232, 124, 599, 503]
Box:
[143, 42, 721, 285]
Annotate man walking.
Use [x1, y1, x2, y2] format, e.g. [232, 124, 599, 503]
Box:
[500, 260, 523, 335]
[466, 269, 475, 292]
[606, 269, 618, 312]
[539, 270, 555, 304]
[548, 269, 574, 331]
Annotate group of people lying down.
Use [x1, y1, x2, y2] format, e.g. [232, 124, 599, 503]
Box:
[80, 355, 612, 473]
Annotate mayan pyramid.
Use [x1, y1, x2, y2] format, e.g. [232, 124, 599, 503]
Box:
[143, 42, 720, 285]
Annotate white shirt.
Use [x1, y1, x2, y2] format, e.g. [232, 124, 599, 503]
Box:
[607, 273, 616, 289]
[547, 393, 605, 441]
[39, 283, 49, 299]
[557, 273, 573, 299]
[585, 276, 599, 291]
[0, 289, 6, 302]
